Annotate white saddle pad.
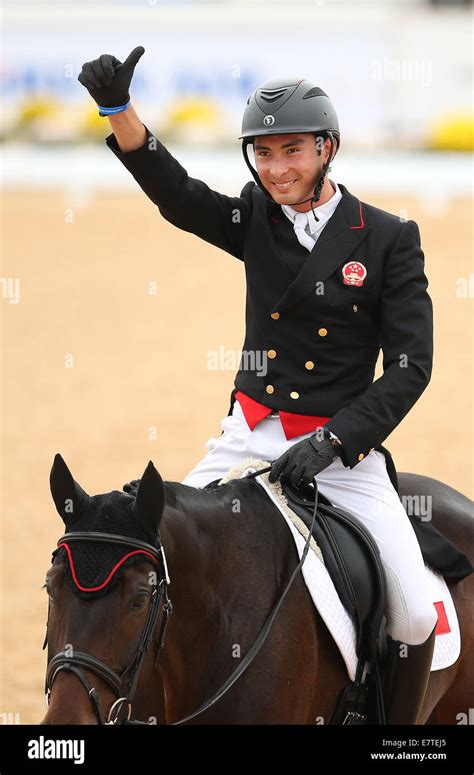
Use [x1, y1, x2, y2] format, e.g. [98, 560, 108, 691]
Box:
[219, 458, 461, 682]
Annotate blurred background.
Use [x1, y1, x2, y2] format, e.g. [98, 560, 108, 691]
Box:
[2, 0, 473, 183]
[1, 0, 473, 723]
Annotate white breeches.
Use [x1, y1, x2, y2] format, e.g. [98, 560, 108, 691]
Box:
[182, 400, 438, 645]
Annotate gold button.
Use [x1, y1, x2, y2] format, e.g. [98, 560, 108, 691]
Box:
[267, 349, 277, 359]
[270, 312, 280, 320]
[353, 304, 358, 312]
[290, 391, 299, 399]
[358, 453, 365, 461]
[318, 327, 328, 337]
[266, 385, 274, 395]
[305, 361, 315, 370]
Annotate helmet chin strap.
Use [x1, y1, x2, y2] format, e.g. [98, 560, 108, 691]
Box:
[241, 132, 336, 224]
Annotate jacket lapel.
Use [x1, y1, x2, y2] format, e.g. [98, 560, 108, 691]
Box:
[272, 184, 372, 313]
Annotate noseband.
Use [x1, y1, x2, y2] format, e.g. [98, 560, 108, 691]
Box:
[44, 531, 172, 725]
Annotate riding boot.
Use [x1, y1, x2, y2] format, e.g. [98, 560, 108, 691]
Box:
[384, 626, 436, 724]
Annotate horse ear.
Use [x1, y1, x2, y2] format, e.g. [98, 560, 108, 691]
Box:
[50, 453, 90, 527]
[133, 461, 165, 540]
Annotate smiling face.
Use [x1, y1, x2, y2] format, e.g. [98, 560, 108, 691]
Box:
[254, 132, 332, 211]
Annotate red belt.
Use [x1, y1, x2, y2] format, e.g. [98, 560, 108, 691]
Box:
[235, 390, 331, 441]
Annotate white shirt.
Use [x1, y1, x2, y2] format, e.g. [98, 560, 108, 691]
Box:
[281, 180, 342, 250]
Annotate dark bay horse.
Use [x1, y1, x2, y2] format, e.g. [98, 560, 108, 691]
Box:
[41, 454, 473, 725]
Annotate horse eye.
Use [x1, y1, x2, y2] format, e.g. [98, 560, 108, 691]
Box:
[131, 592, 148, 611]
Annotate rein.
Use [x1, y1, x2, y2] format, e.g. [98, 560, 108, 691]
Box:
[171, 465, 319, 724]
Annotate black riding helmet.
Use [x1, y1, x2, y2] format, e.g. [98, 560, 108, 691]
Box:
[239, 77, 340, 217]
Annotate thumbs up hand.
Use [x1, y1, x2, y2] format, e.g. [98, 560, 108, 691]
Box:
[78, 46, 145, 113]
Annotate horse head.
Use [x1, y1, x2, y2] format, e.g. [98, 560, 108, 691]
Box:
[41, 453, 169, 725]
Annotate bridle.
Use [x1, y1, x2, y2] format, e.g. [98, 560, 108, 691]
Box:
[44, 531, 172, 725]
[44, 468, 319, 725]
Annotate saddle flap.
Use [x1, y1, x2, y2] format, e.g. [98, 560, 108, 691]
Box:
[281, 479, 387, 662]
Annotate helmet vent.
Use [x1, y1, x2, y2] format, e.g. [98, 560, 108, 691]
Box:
[303, 87, 328, 99]
[259, 87, 290, 103]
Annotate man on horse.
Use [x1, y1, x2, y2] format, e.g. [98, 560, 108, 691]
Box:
[78, 48, 438, 724]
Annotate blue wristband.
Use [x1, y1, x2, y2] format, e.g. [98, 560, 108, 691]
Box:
[98, 100, 131, 117]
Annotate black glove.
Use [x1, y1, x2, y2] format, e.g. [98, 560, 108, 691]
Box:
[268, 432, 339, 487]
[78, 46, 145, 111]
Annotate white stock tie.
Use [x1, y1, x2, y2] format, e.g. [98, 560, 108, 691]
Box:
[293, 212, 316, 251]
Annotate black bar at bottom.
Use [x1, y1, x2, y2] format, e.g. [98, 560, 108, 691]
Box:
[0, 723, 471, 774]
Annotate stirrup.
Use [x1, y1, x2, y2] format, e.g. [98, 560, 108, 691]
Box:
[331, 676, 370, 725]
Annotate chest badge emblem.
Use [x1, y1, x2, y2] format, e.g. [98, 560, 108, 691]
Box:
[342, 261, 367, 287]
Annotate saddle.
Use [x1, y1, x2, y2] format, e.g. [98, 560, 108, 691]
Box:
[280, 477, 388, 724]
[281, 478, 386, 663]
